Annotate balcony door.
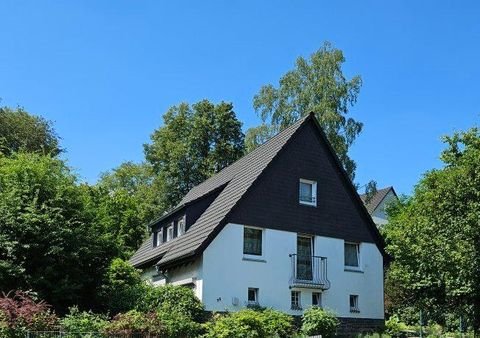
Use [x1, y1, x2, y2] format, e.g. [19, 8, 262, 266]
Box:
[297, 235, 313, 280]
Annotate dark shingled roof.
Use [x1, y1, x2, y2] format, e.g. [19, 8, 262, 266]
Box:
[359, 186, 396, 215]
[129, 113, 311, 268]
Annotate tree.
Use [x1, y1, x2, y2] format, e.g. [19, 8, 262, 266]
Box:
[0, 106, 61, 156]
[383, 127, 480, 332]
[144, 100, 244, 208]
[250, 42, 362, 180]
[0, 152, 117, 313]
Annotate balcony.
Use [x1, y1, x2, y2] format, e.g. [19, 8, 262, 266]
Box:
[289, 254, 330, 290]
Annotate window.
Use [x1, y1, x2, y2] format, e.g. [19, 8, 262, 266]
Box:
[243, 227, 263, 256]
[167, 225, 174, 241]
[299, 179, 317, 206]
[344, 242, 360, 268]
[350, 295, 360, 313]
[312, 292, 322, 307]
[291, 291, 301, 310]
[156, 229, 163, 246]
[177, 217, 185, 236]
[247, 288, 258, 305]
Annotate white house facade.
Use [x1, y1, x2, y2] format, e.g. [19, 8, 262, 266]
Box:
[130, 113, 387, 335]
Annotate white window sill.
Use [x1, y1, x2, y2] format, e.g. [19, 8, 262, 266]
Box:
[243, 256, 266, 263]
[344, 266, 363, 273]
[299, 201, 317, 207]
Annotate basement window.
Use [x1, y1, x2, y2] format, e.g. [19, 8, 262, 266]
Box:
[247, 288, 259, 305]
[350, 295, 360, 313]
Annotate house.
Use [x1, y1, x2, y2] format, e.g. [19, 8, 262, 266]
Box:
[130, 112, 387, 334]
[360, 187, 398, 227]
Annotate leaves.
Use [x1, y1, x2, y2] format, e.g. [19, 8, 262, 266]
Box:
[250, 42, 362, 180]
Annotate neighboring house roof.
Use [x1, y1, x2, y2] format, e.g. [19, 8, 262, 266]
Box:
[359, 186, 397, 215]
[130, 112, 388, 269]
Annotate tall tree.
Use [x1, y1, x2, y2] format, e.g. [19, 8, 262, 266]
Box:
[0, 152, 117, 313]
[0, 106, 62, 156]
[144, 100, 244, 209]
[383, 127, 480, 332]
[249, 42, 362, 180]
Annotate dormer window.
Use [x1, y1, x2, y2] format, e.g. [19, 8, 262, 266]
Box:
[299, 179, 317, 206]
[167, 224, 174, 241]
[154, 228, 163, 247]
[177, 217, 186, 236]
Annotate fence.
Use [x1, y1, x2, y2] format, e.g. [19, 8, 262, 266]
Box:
[25, 333, 158, 338]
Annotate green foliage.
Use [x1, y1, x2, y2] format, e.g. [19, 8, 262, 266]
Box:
[0, 106, 61, 156]
[144, 100, 245, 208]
[250, 41, 362, 180]
[0, 153, 117, 313]
[383, 127, 480, 331]
[204, 308, 294, 338]
[301, 307, 339, 337]
[61, 307, 108, 333]
[385, 315, 409, 337]
[136, 284, 204, 322]
[104, 310, 166, 336]
[99, 258, 146, 314]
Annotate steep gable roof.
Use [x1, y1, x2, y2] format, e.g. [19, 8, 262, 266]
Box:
[360, 186, 397, 215]
[130, 114, 310, 268]
[130, 112, 388, 268]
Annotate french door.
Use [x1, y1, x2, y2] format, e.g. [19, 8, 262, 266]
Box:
[297, 235, 313, 280]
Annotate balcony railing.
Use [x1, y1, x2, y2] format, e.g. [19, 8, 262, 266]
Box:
[289, 254, 330, 290]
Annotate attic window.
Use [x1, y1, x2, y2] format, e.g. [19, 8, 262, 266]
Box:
[177, 217, 186, 236]
[167, 225, 174, 241]
[154, 228, 163, 247]
[299, 179, 317, 206]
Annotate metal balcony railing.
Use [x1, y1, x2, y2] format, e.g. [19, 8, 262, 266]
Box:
[289, 254, 330, 290]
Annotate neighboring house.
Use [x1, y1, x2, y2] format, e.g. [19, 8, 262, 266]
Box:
[360, 187, 398, 227]
[130, 112, 387, 334]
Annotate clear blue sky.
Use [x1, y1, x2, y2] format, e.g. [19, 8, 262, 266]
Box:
[1, 1, 479, 195]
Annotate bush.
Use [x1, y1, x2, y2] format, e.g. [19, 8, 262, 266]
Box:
[204, 308, 294, 338]
[302, 307, 339, 337]
[0, 291, 59, 337]
[100, 258, 146, 314]
[204, 310, 267, 338]
[61, 306, 109, 333]
[104, 310, 166, 336]
[259, 308, 295, 338]
[136, 284, 204, 322]
[385, 314, 409, 337]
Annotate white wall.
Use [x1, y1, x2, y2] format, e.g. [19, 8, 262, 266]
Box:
[202, 223, 384, 319]
[372, 190, 397, 226]
[141, 258, 204, 300]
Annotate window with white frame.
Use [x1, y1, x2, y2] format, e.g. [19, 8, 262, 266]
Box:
[177, 217, 185, 236]
[299, 179, 317, 206]
[344, 242, 360, 268]
[243, 226, 263, 256]
[247, 288, 259, 305]
[155, 228, 163, 247]
[167, 224, 174, 241]
[312, 292, 322, 307]
[350, 294, 360, 313]
[291, 291, 301, 310]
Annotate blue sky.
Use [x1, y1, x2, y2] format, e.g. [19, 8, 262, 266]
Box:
[1, 1, 479, 195]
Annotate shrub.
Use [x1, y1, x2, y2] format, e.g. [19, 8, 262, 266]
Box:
[204, 308, 294, 338]
[259, 308, 295, 338]
[104, 310, 166, 336]
[61, 306, 109, 333]
[136, 284, 204, 322]
[0, 291, 58, 337]
[100, 258, 146, 314]
[204, 310, 267, 338]
[156, 310, 202, 338]
[302, 307, 339, 338]
[385, 314, 409, 337]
